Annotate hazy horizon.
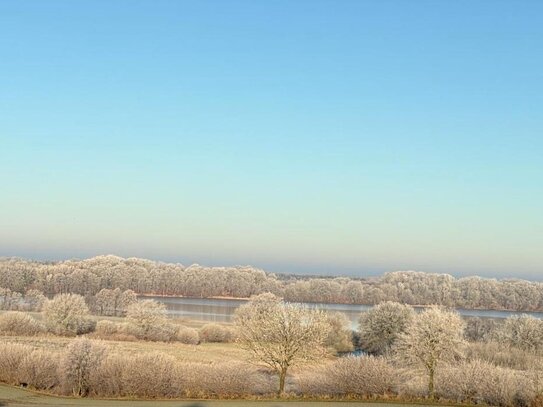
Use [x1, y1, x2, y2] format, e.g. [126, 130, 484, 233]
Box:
[1, 1, 542, 281]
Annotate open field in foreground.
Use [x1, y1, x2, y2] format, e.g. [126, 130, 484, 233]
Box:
[0, 385, 440, 407]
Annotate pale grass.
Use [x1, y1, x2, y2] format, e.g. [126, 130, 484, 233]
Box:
[0, 334, 247, 364]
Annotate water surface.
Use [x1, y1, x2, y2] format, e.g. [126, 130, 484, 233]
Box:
[144, 296, 543, 328]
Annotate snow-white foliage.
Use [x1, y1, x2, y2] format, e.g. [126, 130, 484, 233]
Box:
[394, 307, 465, 398]
[358, 301, 415, 354]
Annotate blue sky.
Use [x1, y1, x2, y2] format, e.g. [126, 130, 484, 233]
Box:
[1, 0, 542, 279]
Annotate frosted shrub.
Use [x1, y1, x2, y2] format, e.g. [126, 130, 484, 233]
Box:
[297, 355, 396, 396]
[18, 349, 59, 390]
[176, 326, 200, 344]
[199, 323, 233, 343]
[95, 320, 117, 335]
[0, 311, 45, 335]
[465, 341, 535, 370]
[118, 353, 179, 398]
[59, 338, 107, 396]
[126, 300, 177, 341]
[499, 315, 543, 352]
[436, 360, 523, 406]
[125, 321, 177, 342]
[0, 342, 32, 384]
[43, 294, 94, 336]
[93, 320, 136, 341]
[91, 352, 180, 398]
[181, 361, 274, 397]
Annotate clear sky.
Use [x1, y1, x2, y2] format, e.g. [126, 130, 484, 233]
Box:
[1, 0, 542, 279]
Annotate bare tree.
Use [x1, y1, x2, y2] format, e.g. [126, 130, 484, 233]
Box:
[394, 307, 465, 398]
[234, 293, 330, 395]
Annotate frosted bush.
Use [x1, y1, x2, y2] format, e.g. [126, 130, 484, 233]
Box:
[18, 349, 59, 390]
[436, 360, 523, 406]
[0, 342, 33, 384]
[181, 361, 274, 396]
[43, 294, 94, 336]
[199, 323, 233, 343]
[176, 326, 200, 344]
[0, 311, 45, 335]
[91, 352, 180, 398]
[297, 355, 396, 396]
[126, 300, 177, 341]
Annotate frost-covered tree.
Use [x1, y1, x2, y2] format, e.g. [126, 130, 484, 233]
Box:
[94, 288, 136, 316]
[394, 307, 465, 398]
[358, 301, 415, 354]
[234, 294, 330, 395]
[499, 315, 543, 352]
[59, 338, 107, 396]
[43, 294, 93, 336]
[126, 299, 176, 341]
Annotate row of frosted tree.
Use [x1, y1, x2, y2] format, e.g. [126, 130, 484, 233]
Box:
[1, 255, 543, 311]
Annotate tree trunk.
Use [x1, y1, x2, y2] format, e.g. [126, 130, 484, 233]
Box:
[278, 367, 287, 396]
[428, 367, 435, 399]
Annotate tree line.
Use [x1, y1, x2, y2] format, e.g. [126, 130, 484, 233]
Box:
[1, 255, 543, 311]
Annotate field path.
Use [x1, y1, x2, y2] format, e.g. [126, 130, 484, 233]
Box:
[0, 385, 441, 407]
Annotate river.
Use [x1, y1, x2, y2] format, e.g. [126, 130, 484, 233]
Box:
[143, 296, 543, 328]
